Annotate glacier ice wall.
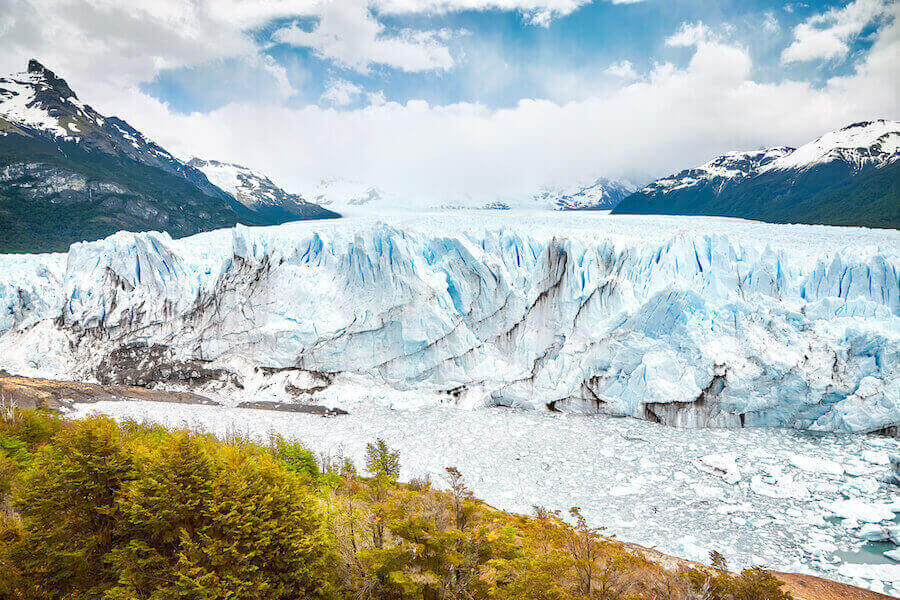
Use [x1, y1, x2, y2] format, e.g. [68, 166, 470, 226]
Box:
[1, 214, 898, 432]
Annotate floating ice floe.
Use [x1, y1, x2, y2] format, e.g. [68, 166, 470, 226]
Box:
[698, 452, 742, 484]
[750, 474, 810, 500]
[789, 454, 844, 476]
[825, 499, 898, 523]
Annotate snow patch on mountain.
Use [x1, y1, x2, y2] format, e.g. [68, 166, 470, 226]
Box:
[762, 120, 900, 173]
[0, 64, 80, 140]
[1, 212, 896, 433]
[637, 120, 900, 197]
[301, 177, 635, 212]
[642, 148, 794, 195]
[303, 178, 386, 211]
[188, 157, 327, 217]
[531, 177, 636, 210]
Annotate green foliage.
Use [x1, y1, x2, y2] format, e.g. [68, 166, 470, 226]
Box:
[365, 438, 400, 483]
[710, 549, 729, 571]
[0, 435, 29, 465]
[270, 433, 321, 481]
[686, 566, 793, 600]
[11, 415, 136, 598]
[107, 432, 337, 600]
[0, 408, 63, 458]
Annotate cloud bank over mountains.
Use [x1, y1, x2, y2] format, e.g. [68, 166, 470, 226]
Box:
[0, 0, 895, 201]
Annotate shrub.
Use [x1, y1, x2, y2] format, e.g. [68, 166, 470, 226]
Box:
[270, 433, 321, 481]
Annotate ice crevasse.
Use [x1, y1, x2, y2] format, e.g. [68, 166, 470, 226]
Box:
[0, 213, 897, 433]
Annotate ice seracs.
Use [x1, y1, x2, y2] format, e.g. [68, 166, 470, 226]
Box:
[0, 212, 897, 432]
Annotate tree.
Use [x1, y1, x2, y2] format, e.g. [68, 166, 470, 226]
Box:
[270, 433, 320, 481]
[364, 439, 400, 550]
[710, 550, 728, 572]
[444, 467, 472, 530]
[106, 432, 337, 600]
[365, 439, 400, 483]
[10, 416, 136, 599]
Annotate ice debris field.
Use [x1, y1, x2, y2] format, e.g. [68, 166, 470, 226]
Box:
[71, 396, 900, 595]
[1, 211, 897, 431]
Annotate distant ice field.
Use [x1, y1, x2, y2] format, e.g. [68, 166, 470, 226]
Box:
[72, 397, 900, 595]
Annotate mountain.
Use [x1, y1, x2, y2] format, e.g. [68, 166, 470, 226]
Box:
[187, 158, 336, 223]
[301, 176, 635, 212]
[0, 60, 335, 253]
[612, 121, 899, 229]
[532, 177, 636, 210]
[303, 178, 387, 212]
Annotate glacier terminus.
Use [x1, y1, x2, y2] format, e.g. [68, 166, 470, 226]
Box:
[1, 210, 897, 434]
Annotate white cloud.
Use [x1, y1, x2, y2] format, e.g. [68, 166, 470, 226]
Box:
[0, 0, 895, 205]
[782, 0, 891, 63]
[0, 0, 595, 98]
[376, 0, 591, 21]
[116, 17, 897, 203]
[666, 21, 713, 47]
[763, 11, 780, 33]
[320, 78, 364, 106]
[605, 60, 639, 79]
[319, 78, 386, 108]
[367, 90, 388, 106]
[273, 0, 455, 74]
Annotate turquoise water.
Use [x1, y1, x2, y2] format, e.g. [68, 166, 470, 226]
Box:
[833, 515, 900, 566]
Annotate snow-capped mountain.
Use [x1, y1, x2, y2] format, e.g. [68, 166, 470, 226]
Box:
[1, 213, 897, 433]
[188, 158, 336, 222]
[0, 60, 220, 196]
[303, 178, 387, 212]
[0, 60, 336, 253]
[639, 147, 794, 196]
[532, 177, 636, 210]
[301, 176, 635, 212]
[614, 120, 899, 229]
[763, 119, 899, 173]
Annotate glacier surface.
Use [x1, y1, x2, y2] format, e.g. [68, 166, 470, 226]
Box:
[1, 211, 898, 432]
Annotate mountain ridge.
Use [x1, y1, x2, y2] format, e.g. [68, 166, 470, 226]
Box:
[613, 120, 899, 229]
[188, 158, 336, 223]
[0, 60, 336, 253]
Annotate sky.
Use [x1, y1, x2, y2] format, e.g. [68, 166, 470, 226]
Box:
[0, 0, 897, 200]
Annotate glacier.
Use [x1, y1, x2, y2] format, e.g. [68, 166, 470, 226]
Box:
[1, 211, 898, 433]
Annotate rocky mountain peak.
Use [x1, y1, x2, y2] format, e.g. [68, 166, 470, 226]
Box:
[26, 59, 77, 100]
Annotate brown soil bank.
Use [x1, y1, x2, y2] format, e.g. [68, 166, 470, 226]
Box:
[0, 372, 216, 410]
[771, 571, 894, 600]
